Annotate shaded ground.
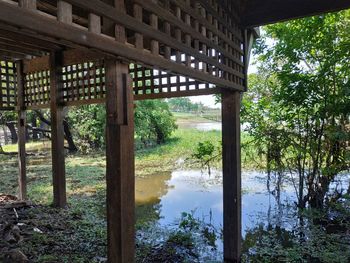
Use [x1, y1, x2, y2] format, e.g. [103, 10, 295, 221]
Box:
[0, 128, 222, 262]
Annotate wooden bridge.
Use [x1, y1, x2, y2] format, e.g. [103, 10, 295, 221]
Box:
[0, 0, 349, 262]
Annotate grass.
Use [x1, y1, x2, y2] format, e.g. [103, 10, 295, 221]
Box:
[0, 113, 261, 262]
[0, 126, 225, 261]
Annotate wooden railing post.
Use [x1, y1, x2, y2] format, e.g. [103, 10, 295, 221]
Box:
[16, 60, 27, 200]
[50, 51, 67, 208]
[222, 90, 242, 263]
[105, 59, 135, 263]
[18, 0, 36, 10]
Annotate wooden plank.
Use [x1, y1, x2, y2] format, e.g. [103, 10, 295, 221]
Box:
[23, 49, 103, 73]
[57, 1, 73, 24]
[62, 0, 245, 80]
[134, 86, 222, 100]
[89, 14, 101, 34]
[133, 4, 143, 49]
[0, 44, 43, 57]
[0, 2, 244, 90]
[16, 60, 27, 200]
[115, 0, 126, 43]
[18, 0, 36, 10]
[49, 51, 67, 208]
[241, 0, 350, 27]
[134, 0, 244, 67]
[172, 0, 243, 55]
[0, 28, 61, 51]
[105, 60, 135, 263]
[222, 90, 242, 263]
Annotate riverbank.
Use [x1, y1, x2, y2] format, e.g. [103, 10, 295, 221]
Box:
[0, 125, 226, 262]
[1, 114, 348, 262]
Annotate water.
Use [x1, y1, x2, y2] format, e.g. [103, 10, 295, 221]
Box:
[135, 169, 297, 235]
[176, 118, 222, 131]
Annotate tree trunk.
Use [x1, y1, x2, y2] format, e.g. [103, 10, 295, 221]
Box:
[63, 119, 78, 153]
[6, 122, 18, 144]
[35, 110, 78, 153]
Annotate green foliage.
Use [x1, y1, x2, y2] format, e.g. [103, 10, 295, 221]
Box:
[68, 100, 177, 152]
[244, 11, 350, 208]
[242, 222, 350, 263]
[135, 100, 177, 146]
[191, 140, 221, 174]
[68, 105, 106, 152]
[167, 97, 206, 112]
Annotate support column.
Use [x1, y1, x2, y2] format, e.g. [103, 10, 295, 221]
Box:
[105, 60, 135, 263]
[16, 60, 26, 200]
[50, 51, 66, 208]
[222, 90, 242, 263]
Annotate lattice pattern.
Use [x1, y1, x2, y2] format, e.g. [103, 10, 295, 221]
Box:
[22, 60, 106, 109]
[1, 57, 219, 110]
[0, 61, 16, 110]
[1, 0, 246, 93]
[128, 0, 245, 90]
[131, 64, 215, 99]
[24, 70, 50, 108]
[62, 61, 105, 105]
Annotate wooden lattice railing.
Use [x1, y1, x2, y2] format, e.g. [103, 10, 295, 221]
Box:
[0, 0, 246, 110]
[0, 60, 16, 110]
[0, 0, 246, 83]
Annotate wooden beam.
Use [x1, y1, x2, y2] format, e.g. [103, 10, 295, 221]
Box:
[16, 60, 27, 200]
[241, 0, 350, 27]
[105, 60, 135, 263]
[0, 29, 61, 51]
[88, 14, 101, 34]
[49, 51, 67, 208]
[57, 1, 73, 24]
[0, 51, 26, 60]
[0, 1, 243, 90]
[134, 87, 222, 101]
[222, 90, 242, 263]
[23, 49, 103, 73]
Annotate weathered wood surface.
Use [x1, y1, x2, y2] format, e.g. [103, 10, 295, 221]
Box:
[241, 0, 350, 27]
[105, 60, 135, 263]
[49, 51, 67, 208]
[16, 60, 27, 201]
[222, 90, 242, 263]
[0, 0, 245, 91]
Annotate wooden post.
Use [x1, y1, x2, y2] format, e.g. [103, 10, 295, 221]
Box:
[105, 60, 135, 263]
[50, 51, 67, 208]
[16, 60, 26, 200]
[18, 0, 36, 10]
[57, 1, 72, 24]
[222, 90, 242, 263]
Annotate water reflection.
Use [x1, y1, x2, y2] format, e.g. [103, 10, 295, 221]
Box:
[176, 120, 222, 131]
[135, 169, 298, 236]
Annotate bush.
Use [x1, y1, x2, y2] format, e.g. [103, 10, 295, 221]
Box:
[135, 100, 177, 146]
[68, 100, 177, 152]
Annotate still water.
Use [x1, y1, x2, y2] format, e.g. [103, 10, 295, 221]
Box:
[135, 169, 296, 236]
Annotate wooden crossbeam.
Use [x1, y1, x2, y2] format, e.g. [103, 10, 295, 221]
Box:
[241, 0, 350, 27]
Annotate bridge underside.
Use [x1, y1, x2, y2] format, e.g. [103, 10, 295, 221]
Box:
[0, 0, 349, 262]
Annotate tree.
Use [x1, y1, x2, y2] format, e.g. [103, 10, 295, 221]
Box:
[135, 100, 177, 145]
[244, 11, 350, 209]
[68, 99, 177, 151]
